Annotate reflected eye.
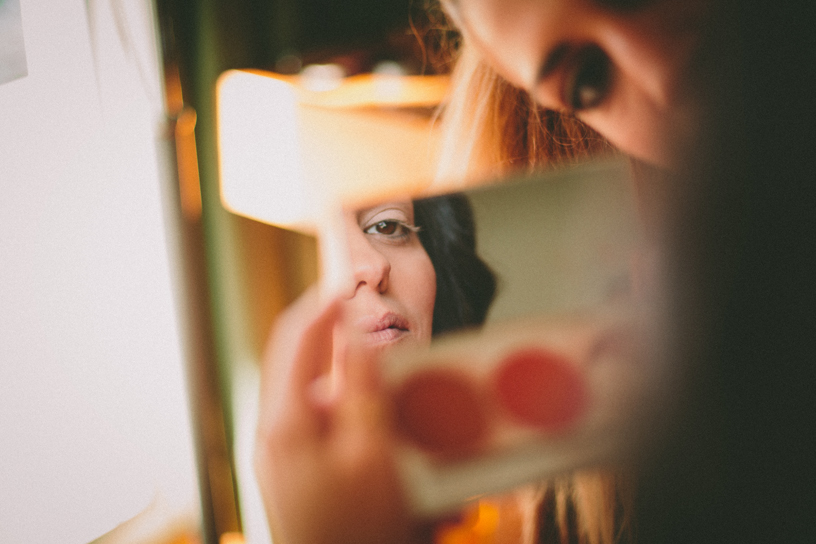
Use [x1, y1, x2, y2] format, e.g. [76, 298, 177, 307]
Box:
[565, 45, 613, 111]
[370, 220, 399, 235]
[363, 219, 419, 242]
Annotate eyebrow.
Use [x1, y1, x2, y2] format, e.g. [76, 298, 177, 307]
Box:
[538, 43, 570, 81]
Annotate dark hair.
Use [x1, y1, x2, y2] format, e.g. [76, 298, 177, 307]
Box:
[412, 193, 497, 336]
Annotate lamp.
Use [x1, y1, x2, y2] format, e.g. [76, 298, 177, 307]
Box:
[216, 69, 448, 233]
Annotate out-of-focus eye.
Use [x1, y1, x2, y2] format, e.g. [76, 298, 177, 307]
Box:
[565, 45, 613, 111]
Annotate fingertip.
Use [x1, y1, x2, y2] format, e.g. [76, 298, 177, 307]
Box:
[318, 277, 350, 308]
[259, 286, 344, 401]
[270, 286, 340, 343]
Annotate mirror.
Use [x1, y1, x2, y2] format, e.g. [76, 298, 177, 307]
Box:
[330, 160, 640, 340]
[442, 161, 639, 326]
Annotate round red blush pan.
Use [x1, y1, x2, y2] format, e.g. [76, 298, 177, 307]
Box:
[492, 348, 587, 432]
[393, 369, 487, 454]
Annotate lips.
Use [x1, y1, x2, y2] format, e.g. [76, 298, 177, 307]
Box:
[358, 312, 410, 346]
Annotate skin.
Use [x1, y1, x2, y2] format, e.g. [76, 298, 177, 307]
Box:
[450, 0, 709, 167]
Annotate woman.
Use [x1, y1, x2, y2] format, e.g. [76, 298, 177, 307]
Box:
[256, 1, 816, 544]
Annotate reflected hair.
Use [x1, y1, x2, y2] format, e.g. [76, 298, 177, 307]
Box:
[413, 193, 497, 336]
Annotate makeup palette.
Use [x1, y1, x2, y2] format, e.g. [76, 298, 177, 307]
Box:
[383, 313, 652, 516]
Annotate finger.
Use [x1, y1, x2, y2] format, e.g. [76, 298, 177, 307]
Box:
[259, 287, 341, 414]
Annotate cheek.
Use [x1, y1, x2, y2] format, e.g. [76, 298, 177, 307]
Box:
[414, 255, 437, 338]
[393, 249, 437, 338]
[578, 88, 674, 167]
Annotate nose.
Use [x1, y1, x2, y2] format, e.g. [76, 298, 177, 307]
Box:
[344, 227, 391, 297]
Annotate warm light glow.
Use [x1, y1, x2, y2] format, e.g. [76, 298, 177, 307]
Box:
[219, 531, 246, 544]
[216, 70, 448, 232]
[175, 107, 202, 221]
[217, 72, 311, 230]
[435, 501, 501, 544]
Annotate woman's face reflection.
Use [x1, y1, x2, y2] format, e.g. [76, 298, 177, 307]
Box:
[334, 201, 436, 359]
[451, 0, 708, 166]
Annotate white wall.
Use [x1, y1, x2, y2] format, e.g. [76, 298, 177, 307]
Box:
[0, 1, 200, 542]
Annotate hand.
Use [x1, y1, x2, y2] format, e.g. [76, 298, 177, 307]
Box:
[254, 288, 413, 544]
